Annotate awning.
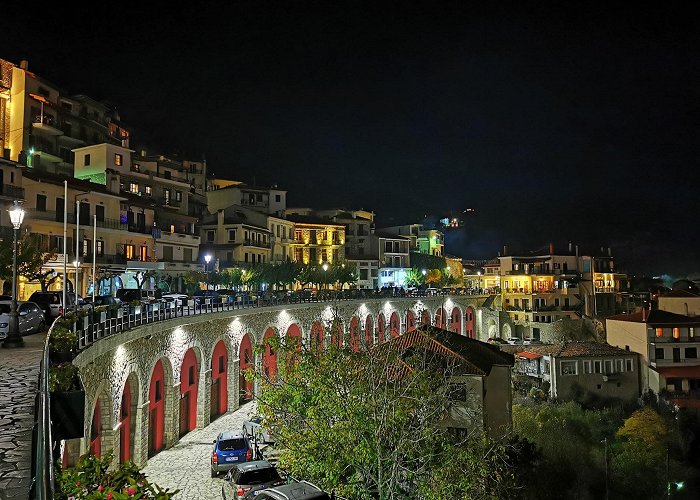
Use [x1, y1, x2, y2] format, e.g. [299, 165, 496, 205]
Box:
[517, 352, 542, 360]
[656, 366, 700, 378]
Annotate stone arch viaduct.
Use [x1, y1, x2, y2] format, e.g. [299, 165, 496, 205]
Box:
[68, 296, 506, 468]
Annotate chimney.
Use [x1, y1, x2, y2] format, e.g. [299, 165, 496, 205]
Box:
[549, 242, 554, 255]
[19, 60, 28, 70]
[503, 245, 508, 256]
[608, 247, 612, 256]
[568, 241, 572, 253]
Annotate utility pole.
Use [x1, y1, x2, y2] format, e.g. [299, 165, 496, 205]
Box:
[604, 437, 609, 500]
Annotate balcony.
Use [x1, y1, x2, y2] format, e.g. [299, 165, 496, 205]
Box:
[0, 185, 25, 200]
[651, 358, 700, 368]
[159, 231, 200, 245]
[32, 116, 64, 136]
[243, 239, 272, 249]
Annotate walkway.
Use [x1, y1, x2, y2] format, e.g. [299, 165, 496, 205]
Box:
[0, 333, 46, 500]
[142, 401, 278, 500]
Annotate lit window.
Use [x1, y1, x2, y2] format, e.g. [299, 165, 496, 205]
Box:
[673, 327, 680, 339]
[115, 153, 123, 166]
[656, 328, 663, 338]
[125, 244, 135, 259]
[170, 225, 175, 233]
[140, 246, 148, 261]
[145, 186, 152, 196]
[129, 182, 139, 194]
[690, 328, 695, 339]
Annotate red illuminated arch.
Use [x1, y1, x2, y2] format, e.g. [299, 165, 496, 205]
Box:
[179, 348, 199, 437]
[211, 340, 228, 421]
[119, 373, 138, 463]
[349, 316, 360, 352]
[377, 313, 386, 343]
[390, 312, 399, 338]
[421, 309, 431, 326]
[436, 308, 447, 329]
[311, 321, 324, 353]
[365, 316, 374, 347]
[465, 306, 476, 338]
[89, 398, 102, 456]
[406, 310, 416, 332]
[451, 307, 462, 335]
[263, 328, 278, 381]
[148, 360, 168, 457]
[331, 319, 344, 348]
[239, 334, 253, 402]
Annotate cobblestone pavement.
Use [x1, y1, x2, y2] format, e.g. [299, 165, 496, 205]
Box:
[143, 400, 280, 500]
[0, 332, 46, 500]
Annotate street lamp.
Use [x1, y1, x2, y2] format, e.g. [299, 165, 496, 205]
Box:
[322, 262, 329, 290]
[3, 201, 25, 348]
[204, 254, 212, 290]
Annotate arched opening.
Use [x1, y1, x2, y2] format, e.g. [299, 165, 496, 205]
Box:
[89, 397, 105, 457]
[311, 321, 324, 353]
[179, 348, 199, 438]
[435, 308, 447, 329]
[263, 328, 278, 381]
[211, 340, 228, 422]
[390, 312, 400, 338]
[451, 307, 462, 335]
[502, 323, 512, 339]
[365, 316, 374, 348]
[239, 334, 253, 403]
[349, 316, 360, 352]
[119, 373, 139, 463]
[487, 319, 498, 338]
[331, 319, 344, 348]
[148, 359, 168, 457]
[406, 310, 416, 332]
[465, 306, 476, 338]
[285, 324, 302, 373]
[421, 309, 431, 326]
[377, 313, 386, 343]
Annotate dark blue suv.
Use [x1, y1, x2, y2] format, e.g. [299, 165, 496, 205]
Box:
[211, 430, 252, 477]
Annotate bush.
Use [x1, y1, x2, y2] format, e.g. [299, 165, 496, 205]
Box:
[56, 451, 178, 499]
[49, 326, 78, 353]
[49, 363, 80, 392]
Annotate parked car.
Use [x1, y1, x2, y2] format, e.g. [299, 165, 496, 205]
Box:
[83, 295, 121, 308]
[211, 430, 252, 477]
[116, 288, 162, 304]
[242, 415, 275, 444]
[193, 289, 220, 305]
[161, 292, 189, 306]
[27, 291, 78, 320]
[249, 481, 332, 500]
[0, 301, 46, 339]
[506, 337, 523, 345]
[221, 460, 284, 499]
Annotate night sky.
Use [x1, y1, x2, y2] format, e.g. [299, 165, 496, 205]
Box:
[3, 2, 699, 276]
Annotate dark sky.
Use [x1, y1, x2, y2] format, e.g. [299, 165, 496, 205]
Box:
[4, 2, 699, 276]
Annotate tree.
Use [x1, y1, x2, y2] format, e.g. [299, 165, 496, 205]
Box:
[616, 406, 668, 448]
[132, 270, 155, 290]
[404, 268, 423, 288]
[0, 233, 59, 292]
[331, 261, 357, 289]
[254, 334, 521, 498]
[182, 270, 206, 293]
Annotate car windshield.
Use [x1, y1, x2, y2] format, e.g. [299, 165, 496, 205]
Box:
[238, 468, 281, 485]
[219, 438, 246, 451]
[0, 304, 10, 314]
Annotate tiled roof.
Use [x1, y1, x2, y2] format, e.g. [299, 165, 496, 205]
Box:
[607, 309, 700, 326]
[373, 231, 411, 240]
[514, 341, 633, 358]
[377, 325, 514, 376]
[660, 290, 700, 298]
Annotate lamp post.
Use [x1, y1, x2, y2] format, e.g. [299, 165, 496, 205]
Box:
[3, 201, 26, 348]
[322, 262, 329, 291]
[204, 254, 212, 290]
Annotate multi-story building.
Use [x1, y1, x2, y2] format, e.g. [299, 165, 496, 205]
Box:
[380, 223, 444, 257]
[206, 181, 287, 215]
[0, 58, 129, 175]
[657, 290, 700, 317]
[508, 341, 640, 404]
[372, 231, 412, 288]
[284, 213, 345, 265]
[607, 308, 700, 410]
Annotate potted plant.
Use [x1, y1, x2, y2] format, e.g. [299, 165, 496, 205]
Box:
[49, 326, 78, 364]
[129, 299, 142, 315]
[49, 362, 85, 441]
[94, 305, 108, 322]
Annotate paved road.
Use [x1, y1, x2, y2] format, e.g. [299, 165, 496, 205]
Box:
[142, 401, 279, 500]
[0, 332, 46, 500]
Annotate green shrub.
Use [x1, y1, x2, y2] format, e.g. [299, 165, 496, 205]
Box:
[49, 326, 78, 353]
[49, 363, 79, 392]
[56, 451, 178, 499]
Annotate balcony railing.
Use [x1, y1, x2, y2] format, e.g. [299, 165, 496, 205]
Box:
[244, 239, 272, 249]
[0, 184, 25, 199]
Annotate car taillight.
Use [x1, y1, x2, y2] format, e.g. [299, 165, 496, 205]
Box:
[246, 449, 252, 461]
[237, 487, 250, 498]
[58, 306, 63, 316]
[212, 452, 218, 464]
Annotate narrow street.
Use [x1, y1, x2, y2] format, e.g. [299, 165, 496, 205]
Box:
[142, 401, 278, 500]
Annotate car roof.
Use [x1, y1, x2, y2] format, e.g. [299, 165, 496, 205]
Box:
[234, 460, 273, 472]
[219, 430, 246, 440]
[263, 481, 329, 499]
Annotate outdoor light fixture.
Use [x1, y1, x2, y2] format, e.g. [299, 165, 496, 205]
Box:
[3, 201, 25, 348]
[204, 254, 212, 290]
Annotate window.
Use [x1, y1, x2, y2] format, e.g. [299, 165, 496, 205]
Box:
[691, 328, 695, 339]
[543, 360, 550, 375]
[560, 360, 577, 375]
[129, 182, 139, 194]
[114, 153, 123, 166]
[447, 384, 467, 401]
[275, 194, 281, 202]
[125, 244, 135, 259]
[655, 348, 665, 360]
[604, 360, 613, 373]
[686, 347, 697, 359]
[36, 194, 47, 212]
[207, 230, 215, 242]
[84, 154, 91, 166]
[594, 360, 602, 373]
[133, 163, 140, 172]
[615, 359, 624, 372]
[96, 240, 104, 256]
[228, 229, 236, 242]
[625, 358, 633, 372]
[295, 229, 303, 241]
[175, 190, 182, 202]
[139, 246, 148, 261]
[656, 328, 663, 337]
[244, 253, 249, 263]
[96, 205, 104, 222]
[183, 248, 192, 262]
[162, 246, 173, 261]
[163, 188, 171, 204]
[145, 185, 152, 196]
[673, 327, 680, 339]
[82, 239, 90, 257]
[583, 360, 592, 374]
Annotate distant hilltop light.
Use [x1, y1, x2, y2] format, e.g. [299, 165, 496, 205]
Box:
[464, 208, 475, 212]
